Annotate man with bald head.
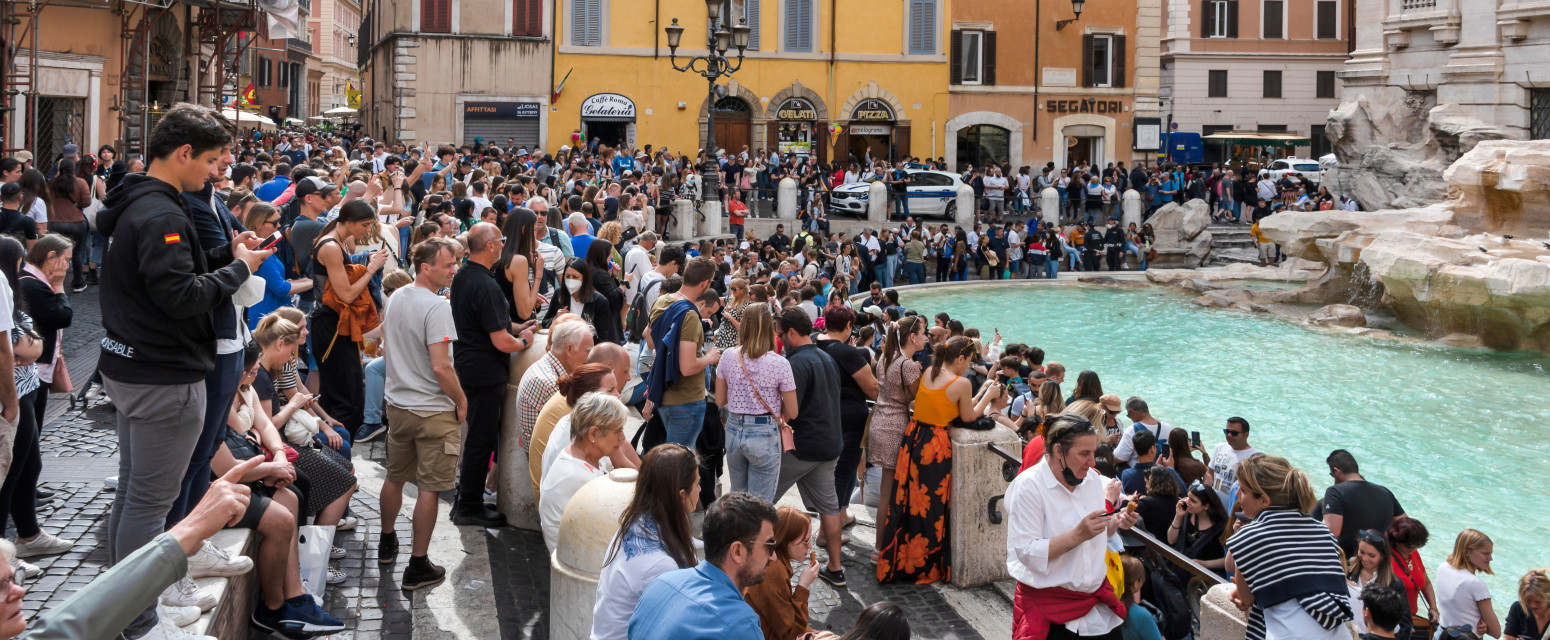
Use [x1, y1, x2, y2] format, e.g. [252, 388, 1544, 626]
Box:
[449, 222, 536, 528]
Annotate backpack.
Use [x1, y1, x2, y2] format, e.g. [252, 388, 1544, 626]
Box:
[1139, 550, 1193, 640]
[624, 277, 663, 343]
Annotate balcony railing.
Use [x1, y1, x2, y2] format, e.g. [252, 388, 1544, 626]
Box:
[1400, 0, 1435, 9]
[287, 38, 312, 53]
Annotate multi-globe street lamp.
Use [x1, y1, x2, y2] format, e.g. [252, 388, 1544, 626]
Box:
[664, 0, 750, 227]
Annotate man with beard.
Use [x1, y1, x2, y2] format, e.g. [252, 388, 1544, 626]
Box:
[628, 493, 778, 640]
[1102, 218, 1126, 271]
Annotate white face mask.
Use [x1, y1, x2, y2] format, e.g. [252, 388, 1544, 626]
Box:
[565, 278, 583, 294]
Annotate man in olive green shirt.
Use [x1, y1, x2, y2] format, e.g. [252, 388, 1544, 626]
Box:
[904, 230, 928, 284]
[644, 257, 721, 446]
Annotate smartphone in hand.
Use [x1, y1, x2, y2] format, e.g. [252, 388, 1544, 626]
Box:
[1191, 431, 1202, 448]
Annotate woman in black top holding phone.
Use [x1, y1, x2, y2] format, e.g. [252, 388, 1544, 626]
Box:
[1168, 479, 1228, 576]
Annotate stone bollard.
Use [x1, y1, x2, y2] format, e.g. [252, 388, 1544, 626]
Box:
[670, 198, 695, 240]
[498, 330, 552, 531]
[1041, 187, 1060, 227]
[550, 468, 639, 640]
[777, 177, 799, 220]
[954, 184, 976, 230]
[699, 198, 723, 237]
[948, 423, 1021, 588]
[1122, 189, 1142, 229]
[1197, 583, 1358, 640]
[867, 180, 888, 223]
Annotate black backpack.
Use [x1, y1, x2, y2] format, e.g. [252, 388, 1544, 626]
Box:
[624, 278, 663, 342]
[1139, 550, 1193, 640]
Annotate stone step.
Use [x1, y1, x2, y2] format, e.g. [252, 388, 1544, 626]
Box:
[1208, 248, 1263, 266]
[189, 528, 259, 639]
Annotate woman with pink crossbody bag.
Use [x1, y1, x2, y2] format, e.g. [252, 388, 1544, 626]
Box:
[713, 303, 797, 504]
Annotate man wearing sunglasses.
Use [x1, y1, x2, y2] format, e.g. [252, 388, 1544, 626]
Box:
[629, 493, 778, 640]
[1315, 449, 1406, 559]
[1201, 416, 1258, 505]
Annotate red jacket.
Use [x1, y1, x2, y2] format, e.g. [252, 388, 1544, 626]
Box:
[1012, 582, 1127, 640]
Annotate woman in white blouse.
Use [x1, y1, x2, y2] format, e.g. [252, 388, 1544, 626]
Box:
[589, 444, 701, 640]
[539, 392, 629, 552]
[1005, 414, 1138, 640]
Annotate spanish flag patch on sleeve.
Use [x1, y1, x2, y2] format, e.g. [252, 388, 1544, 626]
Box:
[164, 233, 181, 244]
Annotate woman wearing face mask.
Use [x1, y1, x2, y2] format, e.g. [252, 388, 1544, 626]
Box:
[541, 257, 607, 328]
[1005, 413, 1140, 639]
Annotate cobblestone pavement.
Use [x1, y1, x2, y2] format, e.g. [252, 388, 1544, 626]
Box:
[18, 286, 1012, 640]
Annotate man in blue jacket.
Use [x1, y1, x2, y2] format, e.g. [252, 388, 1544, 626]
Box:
[95, 103, 285, 640]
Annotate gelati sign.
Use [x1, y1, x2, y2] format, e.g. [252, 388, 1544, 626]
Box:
[777, 98, 817, 121]
[851, 98, 894, 121]
[580, 93, 636, 119]
[1046, 99, 1123, 114]
[464, 102, 541, 119]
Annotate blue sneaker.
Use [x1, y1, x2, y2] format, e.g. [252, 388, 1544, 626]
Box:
[252, 594, 345, 637]
[355, 422, 387, 442]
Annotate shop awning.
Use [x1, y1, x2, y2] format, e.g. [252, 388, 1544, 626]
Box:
[324, 107, 358, 115]
[219, 109, 277, 131]
[1201, 131, 1311, 148]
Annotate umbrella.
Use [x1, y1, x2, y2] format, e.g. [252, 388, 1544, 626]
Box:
[218, 109, 276, 131]
[284, 118, 305, 125]
[323, 107, 358, 115]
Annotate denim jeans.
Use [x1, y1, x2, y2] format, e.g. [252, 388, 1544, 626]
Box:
[905, 262, 925, 284]
[363, 356, 386, 426]
[314, 425, 352, 459]
[884, 255, 898, 288]
[724, 413, 782, 503]
[658, 399, 706, 447]
[1046, 259, 1060, 279]
[1008, 259, 1022, 279]
[892, 192, 910, 218]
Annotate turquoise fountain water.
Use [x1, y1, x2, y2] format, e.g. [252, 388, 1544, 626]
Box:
[901, 284, 1550, 596]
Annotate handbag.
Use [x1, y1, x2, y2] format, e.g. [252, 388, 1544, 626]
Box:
[736, 350, 794, 452]
[951, 415, 998, 431]
[46, 355, 70, 394]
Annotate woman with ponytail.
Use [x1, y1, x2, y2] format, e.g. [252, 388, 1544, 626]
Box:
[877, 336, 1005, 585]
[868, 315, 925, 552]
[1225, 454, 1353, 640]
[311, 199, 390, 448]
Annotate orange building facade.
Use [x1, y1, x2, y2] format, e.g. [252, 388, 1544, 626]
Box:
[945, 0, 1163, 174]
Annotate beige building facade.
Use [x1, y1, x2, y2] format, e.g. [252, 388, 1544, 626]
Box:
[361, 0, 550, 149]
[1161, 0, 1351, 162]
[315, 0, 364, 113]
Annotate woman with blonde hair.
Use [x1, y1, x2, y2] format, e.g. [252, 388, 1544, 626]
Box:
[714, 303, 796, 502]
[743, 505, 822, 640]
[1505, 569, 1550, 639]
[1225, 454, 1352, 639]
[714, 277, 749, 352]
[1436, 529, 1502, 638]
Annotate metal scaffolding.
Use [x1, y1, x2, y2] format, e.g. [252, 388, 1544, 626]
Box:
[1, 0, 48, 156]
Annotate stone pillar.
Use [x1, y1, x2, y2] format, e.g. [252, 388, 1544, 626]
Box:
[948, 424, 1021, 588]
[498, 330, 552, 531]
[867, 180, 888, 223]
[954, 184, 976, 230]
[699, 199, 723, 238]
[670, 198, 696, 240]
[1199, 584, 1248, 640]
[550, 469, 639, 640]
[777, 177, 799, 220]
[1122, 189, 1143, 229]
[1041, 187, 1060, 227]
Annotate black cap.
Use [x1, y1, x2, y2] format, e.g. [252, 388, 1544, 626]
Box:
[0, 182, 20, 199]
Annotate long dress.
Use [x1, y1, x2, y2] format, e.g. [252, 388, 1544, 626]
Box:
[876, 374, 958, 584]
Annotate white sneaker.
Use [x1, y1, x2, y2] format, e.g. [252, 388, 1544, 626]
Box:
[186, 540, 253, 578]
[13, 559, 39, 583]
[330, 546, 346, 560]
[138, 618, 216, 640]
[326, 566, 347, 585]
[14, 531, 75, 558]
[160, 576, 217, 611]
[157, 603, 202, 628]
[104, 475, 118, 490]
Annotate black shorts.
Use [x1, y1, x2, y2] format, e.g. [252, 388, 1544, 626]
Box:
[229, 482, 303, 530]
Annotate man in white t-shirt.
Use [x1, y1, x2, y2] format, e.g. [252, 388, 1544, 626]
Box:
[622, 231, 658, 303]
[1204, 416, 1259, 504]
[467, 180, 494, 214]
[1114, 396, 1165, 464]
[983, 167, 1009, 220]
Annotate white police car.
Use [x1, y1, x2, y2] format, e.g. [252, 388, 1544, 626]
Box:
[828, 169, 963, 219]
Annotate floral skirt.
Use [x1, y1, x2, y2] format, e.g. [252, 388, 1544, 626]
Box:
[875, 419, 952, 584]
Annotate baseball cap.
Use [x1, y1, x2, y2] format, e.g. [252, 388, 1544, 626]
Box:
[294, 176, 338, 199]
[518, 148, 529, 156]
[1, 182, 21, 199]
[862, 304, 884, 317]
[62, 144, 79, 157]
[1099, 394, 1122, 413]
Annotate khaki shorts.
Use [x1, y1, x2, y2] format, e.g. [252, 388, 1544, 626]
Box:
[384, 405, 461, 492]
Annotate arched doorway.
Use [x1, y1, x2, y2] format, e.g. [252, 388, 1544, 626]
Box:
[711, 96, 752, 157]
[955, 125, 1010, 172]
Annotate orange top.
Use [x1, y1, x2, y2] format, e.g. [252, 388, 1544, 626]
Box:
[913, 374, 961, 426]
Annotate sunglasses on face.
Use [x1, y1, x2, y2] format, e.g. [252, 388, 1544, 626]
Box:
[1223, 429, 1242, 436]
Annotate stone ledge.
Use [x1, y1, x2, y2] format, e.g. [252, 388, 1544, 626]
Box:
[188, 528, 258, 640]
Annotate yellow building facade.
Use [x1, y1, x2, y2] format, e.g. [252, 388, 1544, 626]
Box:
[550, 0, 951, 165]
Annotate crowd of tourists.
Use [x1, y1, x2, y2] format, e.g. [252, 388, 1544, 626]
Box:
[0, 104, 1538, 640]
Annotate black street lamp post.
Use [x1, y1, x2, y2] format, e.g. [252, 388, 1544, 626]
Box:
[665, 0, 750, 226]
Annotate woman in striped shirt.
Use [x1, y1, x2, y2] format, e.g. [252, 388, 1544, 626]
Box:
[1225, 454, 1354, 640]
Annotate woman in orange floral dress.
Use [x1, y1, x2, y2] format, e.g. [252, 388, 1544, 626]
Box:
[877, 336, 1006, 584]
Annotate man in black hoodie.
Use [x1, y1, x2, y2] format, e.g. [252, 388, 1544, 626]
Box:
[96, 103, 271, 640]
